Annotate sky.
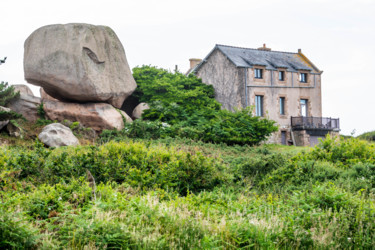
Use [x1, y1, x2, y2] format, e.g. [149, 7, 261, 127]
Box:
[1, 0, 374, 135]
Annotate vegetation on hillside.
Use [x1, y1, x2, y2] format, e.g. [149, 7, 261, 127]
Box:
[113, 65, 278, 146]
[0, 58, 21, 121]
[1, 61, 374, 248]
[1, 135, 375, 248]
[357, 130, 375, 142]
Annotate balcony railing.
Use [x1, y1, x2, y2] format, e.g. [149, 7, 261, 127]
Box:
[291, 117, 340, 131]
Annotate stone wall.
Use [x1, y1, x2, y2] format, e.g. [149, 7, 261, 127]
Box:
[292, 130, 310, 146]
[196, 50, 243, 111]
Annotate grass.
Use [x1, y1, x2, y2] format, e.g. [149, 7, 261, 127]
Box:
[1, 127, 375, 248]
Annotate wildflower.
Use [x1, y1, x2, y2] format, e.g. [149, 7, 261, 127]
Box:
[161, 122, 170, 128]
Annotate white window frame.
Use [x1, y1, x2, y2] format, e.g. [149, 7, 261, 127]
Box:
[254, 68, 263, 79]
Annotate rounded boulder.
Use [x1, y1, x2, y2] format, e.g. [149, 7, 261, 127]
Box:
[24, 23, 137, 108]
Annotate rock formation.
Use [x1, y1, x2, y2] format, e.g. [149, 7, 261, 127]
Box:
[43, 100, 131, 131]
[39, 123, 80, 147]
[40, 88, 58, 102]
[24, 23, 137, 108]
[6, 84, 41, 122]
[13, 84, 33, 96]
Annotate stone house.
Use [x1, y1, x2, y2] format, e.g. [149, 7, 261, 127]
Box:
[187, 44, 339, 146]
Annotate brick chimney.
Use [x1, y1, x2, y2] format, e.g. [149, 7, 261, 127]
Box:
[189, 58, 202, 69]
[257, 44, 271, 51]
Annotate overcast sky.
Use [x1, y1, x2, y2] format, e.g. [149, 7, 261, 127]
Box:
[1, 0, 374, 135]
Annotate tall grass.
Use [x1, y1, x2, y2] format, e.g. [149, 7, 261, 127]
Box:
[1, 136, 375, 248]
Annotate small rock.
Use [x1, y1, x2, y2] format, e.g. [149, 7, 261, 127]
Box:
[132, 102, 150, 119]
[6, 122, 23, 138]
[119, 110, 133, 124]
[39, 123, 80, 147]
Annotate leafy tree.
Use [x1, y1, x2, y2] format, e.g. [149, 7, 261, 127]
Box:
[131, 65, 278, 145]
[0, 58, 22, 121]
[133, 65, 220, 124]
[0, 81, 20, 107]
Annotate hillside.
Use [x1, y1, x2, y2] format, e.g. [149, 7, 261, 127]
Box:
[1, 133, 375, 249]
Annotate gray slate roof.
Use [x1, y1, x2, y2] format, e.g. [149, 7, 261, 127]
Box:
[198, 44, 317, 72]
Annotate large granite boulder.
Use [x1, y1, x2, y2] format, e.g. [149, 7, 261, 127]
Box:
[24, 23, 137, 108]
[6, 85, 41, 122]
[39, 123, 79, 147]
[43, 100, 132, 131]
[132, 102, 150, 119]
[40, 88, 58, 102]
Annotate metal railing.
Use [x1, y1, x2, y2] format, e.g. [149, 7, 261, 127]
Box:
[291, 116, 340, 130]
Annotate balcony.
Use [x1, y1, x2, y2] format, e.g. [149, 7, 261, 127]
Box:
[291, 117, 340, 131]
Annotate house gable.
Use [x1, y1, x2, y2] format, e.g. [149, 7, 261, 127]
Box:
[195, 48, 244, 111]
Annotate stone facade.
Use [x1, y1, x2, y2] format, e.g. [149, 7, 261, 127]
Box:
[191, 44, 337, 146]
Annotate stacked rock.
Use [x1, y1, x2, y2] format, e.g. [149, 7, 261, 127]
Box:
[23, 23, 137, 131]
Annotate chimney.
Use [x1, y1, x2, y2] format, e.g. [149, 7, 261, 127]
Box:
[257, 43, 271, 51]
[189, 58, 202, 69]
[298, 49, 302, 54]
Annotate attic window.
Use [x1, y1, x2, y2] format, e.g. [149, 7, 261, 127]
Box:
[254, 68, 263, 79]
[300, 73, 307, 83]
[279, 71, 285, 81]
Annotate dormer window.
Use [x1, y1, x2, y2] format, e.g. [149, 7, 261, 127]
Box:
[254, 68, 263, 79]
[300, 73, 308, 83]
[278, 71, 285, 81]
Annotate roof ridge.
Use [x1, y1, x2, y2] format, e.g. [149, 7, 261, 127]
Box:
[215, 44, 297, 55]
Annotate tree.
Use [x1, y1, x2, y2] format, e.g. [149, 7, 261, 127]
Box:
[132, 65, 278, 145]
[0, 57, 22, 121]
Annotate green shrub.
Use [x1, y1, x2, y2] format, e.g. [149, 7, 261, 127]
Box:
[233, 153, 289, 184]
[6, 140, 228, 195]
[357, 130, 375, 142]
[130, 65, 278, 145]
[0, 211, 37, 249]
[0, 81, 20, 107]
[307, 135, 375, 166]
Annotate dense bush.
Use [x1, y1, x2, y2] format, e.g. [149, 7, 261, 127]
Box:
[0, 81, 22, 121]
[0, 211, 37, 249]
[128, 65, 278, 145]
[258, 136, 375, 192]
[301, 135, 375, 167]
[357, 130, 375, 142]
[2, 136, 375, 248]
[3, 140, 228, 195]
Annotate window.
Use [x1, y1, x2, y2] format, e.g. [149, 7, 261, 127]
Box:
[254, 68, 263, 79]
[279, 97, 285, 115]
[255, 95, 264, 117]
[300, 73, 307, 83]
[278, 71, 285, 81]
[300, 99, 308, 117]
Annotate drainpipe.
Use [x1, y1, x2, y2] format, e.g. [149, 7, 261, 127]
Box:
[270, 70, 273, 86]
[244, 68, 248, 107]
